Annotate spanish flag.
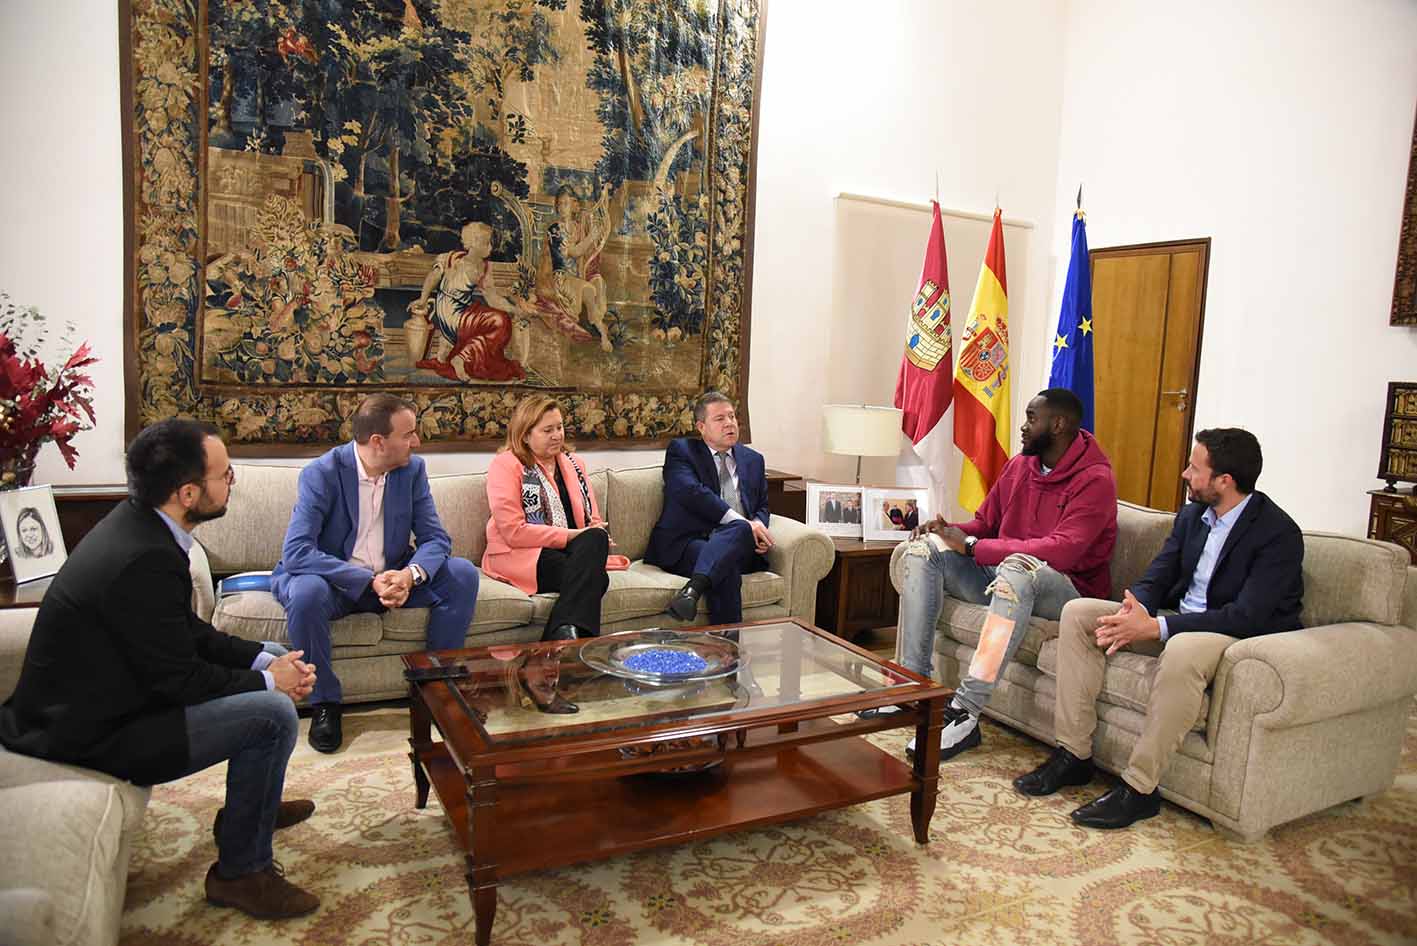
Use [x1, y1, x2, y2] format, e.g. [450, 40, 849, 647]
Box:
[952, 209, 1010, 513]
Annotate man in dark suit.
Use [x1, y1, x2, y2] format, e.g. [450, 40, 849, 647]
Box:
[0, 420, 322, 918]
[646, 391, 773, 624]
[823, 497, 842, 523]
[1014, 428, 1304, 829]
[272, 393, 480, 753]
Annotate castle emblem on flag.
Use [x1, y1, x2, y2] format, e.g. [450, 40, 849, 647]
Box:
[959, 320, 1007, 383]
[904, 279, 952, 371]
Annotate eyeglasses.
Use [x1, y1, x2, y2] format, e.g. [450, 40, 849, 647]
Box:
[203, 467, 236, 486]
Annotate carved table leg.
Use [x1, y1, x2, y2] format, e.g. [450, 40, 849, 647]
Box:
[468, 765, 499, 945]
[910, 696, 944, 844]
[408, 683, 432, 809]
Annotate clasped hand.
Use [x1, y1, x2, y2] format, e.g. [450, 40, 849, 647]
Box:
[750, 519, 774, 555]
[269, 649, 317, 702]
[911, 515, 967, 553]
[372, 568, 414, 608]
[1094, 590, 1161, 655]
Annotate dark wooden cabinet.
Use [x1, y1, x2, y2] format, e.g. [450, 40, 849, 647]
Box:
[1369, 489, 1417, 564]
[814, 538, 901, 642]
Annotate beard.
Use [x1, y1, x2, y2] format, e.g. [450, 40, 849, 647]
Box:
[186, 489, 229, 525]
[1021, 429, 1055, 457]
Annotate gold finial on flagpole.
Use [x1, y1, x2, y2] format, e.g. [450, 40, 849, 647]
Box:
[1075, 183, 1087, 221]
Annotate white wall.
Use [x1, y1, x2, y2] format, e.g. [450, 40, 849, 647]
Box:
[751, 0, 1067, 490]
[1050, 0, 1417, 534]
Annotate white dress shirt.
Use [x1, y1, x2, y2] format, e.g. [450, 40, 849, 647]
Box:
[349, 443, 387, 574]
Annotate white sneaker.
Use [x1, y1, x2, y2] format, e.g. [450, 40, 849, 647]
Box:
[906, 699, 981, 761]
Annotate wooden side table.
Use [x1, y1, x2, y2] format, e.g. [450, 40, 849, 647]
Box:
[1368, 488, 1417, 564]
[814, 538, 902, 642]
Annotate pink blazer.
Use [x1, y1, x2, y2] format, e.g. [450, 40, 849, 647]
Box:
[482, 450, 602, 595]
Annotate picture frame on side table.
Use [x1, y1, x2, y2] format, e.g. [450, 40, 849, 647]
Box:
[0, 485, 67, 584]
[805, 483, 864, 537]
[862, 486, 931, 542]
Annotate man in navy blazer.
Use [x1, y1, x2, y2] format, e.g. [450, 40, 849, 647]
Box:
[1015, 427, 1304, 829]
[272, 394, 480, 752]
[646, 391, 773, 624]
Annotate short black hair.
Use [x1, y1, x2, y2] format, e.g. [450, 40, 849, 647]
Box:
[693, 391, 733, 424]
[1035, 388, 1084, 426]
[352, 393, 418, 443]
[1194, 427, 1262, 494]
[126, 419, 220, 508]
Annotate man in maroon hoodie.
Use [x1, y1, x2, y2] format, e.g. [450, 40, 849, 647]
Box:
[884, 388, 1118, 762]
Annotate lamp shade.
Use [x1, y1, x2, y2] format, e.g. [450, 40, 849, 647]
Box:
[822, 404, 903, 457]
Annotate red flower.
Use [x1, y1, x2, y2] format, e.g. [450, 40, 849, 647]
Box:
[0, 313, 100, 470]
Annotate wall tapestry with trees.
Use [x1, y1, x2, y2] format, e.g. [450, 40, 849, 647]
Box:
[121, 0, 765, 450]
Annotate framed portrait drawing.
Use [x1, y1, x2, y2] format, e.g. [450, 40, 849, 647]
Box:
[805, 483, 863, 538]
[862, 486, 931, 543]
[0, 486, 67, 584]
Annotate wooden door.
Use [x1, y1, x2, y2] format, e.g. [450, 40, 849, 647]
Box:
[1090, 240, 1210, 511]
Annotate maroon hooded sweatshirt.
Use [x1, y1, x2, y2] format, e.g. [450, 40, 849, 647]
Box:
[955, 429, 1118, 599]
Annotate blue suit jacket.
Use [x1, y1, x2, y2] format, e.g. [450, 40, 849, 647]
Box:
[271, 444, 451, 602]
[645, 437, 771, 568]
[1130, 491, 1304, 639]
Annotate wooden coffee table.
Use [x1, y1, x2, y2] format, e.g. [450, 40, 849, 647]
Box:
[403, 618, 951, 946]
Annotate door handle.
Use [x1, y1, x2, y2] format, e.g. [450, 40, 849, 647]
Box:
[1161, 387, 1189, 411]
[1160, 388, 1188, 397]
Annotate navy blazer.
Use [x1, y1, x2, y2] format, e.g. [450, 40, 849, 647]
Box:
[271, 443, 451, 602]
[645, 437, 771, 568]
[1130, 491, 1304, 639]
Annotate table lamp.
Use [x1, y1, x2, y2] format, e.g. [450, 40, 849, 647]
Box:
[822, 405, 903, 485]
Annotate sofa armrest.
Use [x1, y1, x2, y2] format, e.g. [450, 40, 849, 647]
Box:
[189, 540, 217, 624]
[1212, 622, 1417, 731]
[889, 542, 909, 593]
[765, 516, 835, 624]
[0, 610, 37, 703]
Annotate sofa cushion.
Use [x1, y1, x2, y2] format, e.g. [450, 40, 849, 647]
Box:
[0, 888, 54, 946]
[0, 781, 126, 946]
[213, 592, 384, 646]
[937, 599, 1055, 669]
[528, 562, 787, 626]
[1035, 638, 1209, 732]
[606, 466, 665, 562]
[381, 576, 533, 641]
[194, 464, 303, 573]
[1299, 532, 1409, 627]
[1109, 501, 1175, 599]
[429, 472, 490, 564]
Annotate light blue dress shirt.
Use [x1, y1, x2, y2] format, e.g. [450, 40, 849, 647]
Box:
[156, 508, 275, 690]
[1157, 493, 1252, 642]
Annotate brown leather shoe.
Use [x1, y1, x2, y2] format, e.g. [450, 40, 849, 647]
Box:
[213, 799, 316, 846]
[205, 861, 320, 919]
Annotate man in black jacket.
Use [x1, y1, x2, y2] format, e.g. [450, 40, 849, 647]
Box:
[0, 420, 321, 918]
[1014, 428, 1304, 829]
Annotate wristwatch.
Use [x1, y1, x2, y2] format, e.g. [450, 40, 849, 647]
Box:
[963, 535, 978, 557]
[410, 564, 426, 586]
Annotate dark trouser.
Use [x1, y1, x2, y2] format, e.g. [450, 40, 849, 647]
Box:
[178, 666, 298, 877]
[536, 528, 610, 637]
[277, 558, 480, 704]
[662, 518, 766, 624]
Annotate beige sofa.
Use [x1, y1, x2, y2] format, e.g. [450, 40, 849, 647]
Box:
[195, 463, 836, 704]
[890, 499, 1417, 841]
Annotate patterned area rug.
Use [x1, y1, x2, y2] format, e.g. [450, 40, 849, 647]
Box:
[120, 703, 1417, 945]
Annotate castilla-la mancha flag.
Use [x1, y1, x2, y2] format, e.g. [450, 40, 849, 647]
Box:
[952, 208, 1011, 513]
[894, 200, 953, 488]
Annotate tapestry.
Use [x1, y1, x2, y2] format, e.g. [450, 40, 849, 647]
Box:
[120, 0, 764, 450]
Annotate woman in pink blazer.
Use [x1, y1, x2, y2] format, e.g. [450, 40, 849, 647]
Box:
[484, 395, 624, 654]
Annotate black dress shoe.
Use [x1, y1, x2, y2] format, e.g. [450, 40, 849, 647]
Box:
[1070, 783, 1162, 829]
[308, 703, 343, 754]
[666, 583, 702, 622]
[544, 624, 580, 642]
[1013, 746, 1095, 797]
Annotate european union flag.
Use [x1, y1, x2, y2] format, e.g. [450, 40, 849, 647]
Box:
[1047, 210, 1095, 432]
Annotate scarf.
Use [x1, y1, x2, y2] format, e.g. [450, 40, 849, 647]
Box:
[521, 455, 593, 529]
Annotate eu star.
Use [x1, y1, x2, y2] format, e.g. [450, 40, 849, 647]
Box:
[1053, 333, 1069, 353]
[1078, 317, 1093, 336]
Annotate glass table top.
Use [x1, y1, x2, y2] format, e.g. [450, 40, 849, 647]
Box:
[424, 621, 924, 748]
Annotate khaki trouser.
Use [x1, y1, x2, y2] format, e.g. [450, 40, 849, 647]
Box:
[1054, 598, 1237, 794]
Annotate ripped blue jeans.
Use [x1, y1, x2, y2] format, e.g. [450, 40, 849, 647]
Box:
[897, 538, 1079, 716]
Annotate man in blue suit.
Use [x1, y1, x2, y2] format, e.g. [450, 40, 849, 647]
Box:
[272, 394, 480, 752]
[646, 391, 773, 625]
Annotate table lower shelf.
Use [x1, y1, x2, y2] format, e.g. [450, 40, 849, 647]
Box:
[417, 733, 918, 876]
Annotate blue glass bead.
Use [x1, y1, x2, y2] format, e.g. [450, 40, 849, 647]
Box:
[623, 648, 708, 675]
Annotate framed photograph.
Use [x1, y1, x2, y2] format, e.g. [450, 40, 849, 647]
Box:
[805, 484, 864, 537]
[0, 485, 67, 584]
[862, 486, 932, 542]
